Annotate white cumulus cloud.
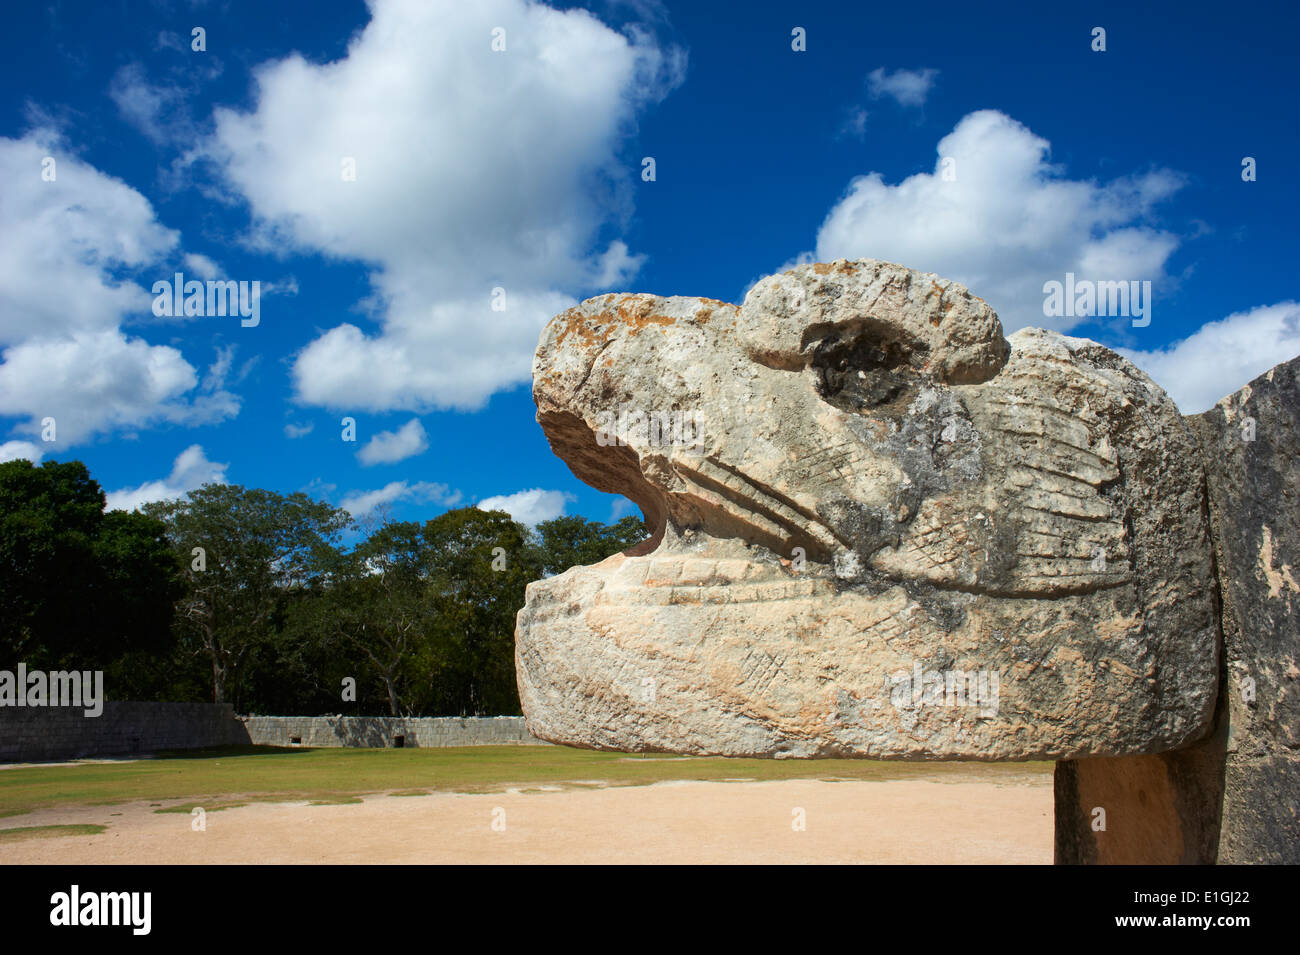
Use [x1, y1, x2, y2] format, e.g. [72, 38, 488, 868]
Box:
[867, 67, 938, 107]
[0, 440, 44, 464]
[105, 444, 228, 512]
[284, 421, 314, 439]
[183, 252, 222, 280]
[0, 130, 240, 446]
[1119, 302, 1300, 414]
[357, 417, 429, 466]
[0, 332, 239, 446]
[109, 62, 196, 147]
[811, 109, 1186, 333]
[340, 480, 461, 517]
[205, 0, 683, 413]
[0, 132, 176, 345]
[836, 107, 869, 142]
[477, 487, 573, 526]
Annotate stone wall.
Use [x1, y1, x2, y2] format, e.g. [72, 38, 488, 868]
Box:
[0, 701, 251, 763]
[241, 715, 546, 748]
[1, 706, 547, 762]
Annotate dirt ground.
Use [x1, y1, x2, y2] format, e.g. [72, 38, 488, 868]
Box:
[1, 773, 1053, 864]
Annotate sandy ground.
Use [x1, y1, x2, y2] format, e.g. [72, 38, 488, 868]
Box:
[0, 773, 1052, 864]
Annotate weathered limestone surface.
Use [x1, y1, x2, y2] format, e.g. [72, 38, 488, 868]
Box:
[517, 260, 1220, 760]
[1190, 356, 1300, 862]
[1054, 356, 1300, 865]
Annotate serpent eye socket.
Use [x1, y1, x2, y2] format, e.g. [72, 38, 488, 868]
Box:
[808, 325, 928, 414]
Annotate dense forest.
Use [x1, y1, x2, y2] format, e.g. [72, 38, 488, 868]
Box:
[0, 458, 645, 716]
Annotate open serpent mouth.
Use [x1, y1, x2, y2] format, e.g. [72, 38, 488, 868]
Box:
[665, 456, 844, 562]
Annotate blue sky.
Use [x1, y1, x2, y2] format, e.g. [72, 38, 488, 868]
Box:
[2, 0, 1297, 527]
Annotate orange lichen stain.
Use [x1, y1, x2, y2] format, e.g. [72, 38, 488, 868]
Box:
[813, 262, 832, 275]
[552, 306, 607, 352]
[553, 294, 740, 350]
[836, 261, 857, 274]
[688, 297, 739, 324]
[615, 297, 677, 335]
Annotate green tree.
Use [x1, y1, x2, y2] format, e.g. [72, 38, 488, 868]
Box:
[287, 521, 441, 716]
[144, 484, 351, 707]
[533, 513, 648, 577]
[0, 459, 179, 671]
[422, 508, 542, 716]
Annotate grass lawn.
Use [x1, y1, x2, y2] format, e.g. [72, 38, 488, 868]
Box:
[0, 744, 1051, 821]
[0, 824, 107, 842]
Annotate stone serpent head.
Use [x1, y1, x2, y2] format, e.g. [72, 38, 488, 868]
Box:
[517, 259, 1218, 760]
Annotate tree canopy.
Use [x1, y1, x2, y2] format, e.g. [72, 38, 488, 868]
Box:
[0, 456, 646, 716]
[0, 459, 179, 671]
[143, 484, 352, 708]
